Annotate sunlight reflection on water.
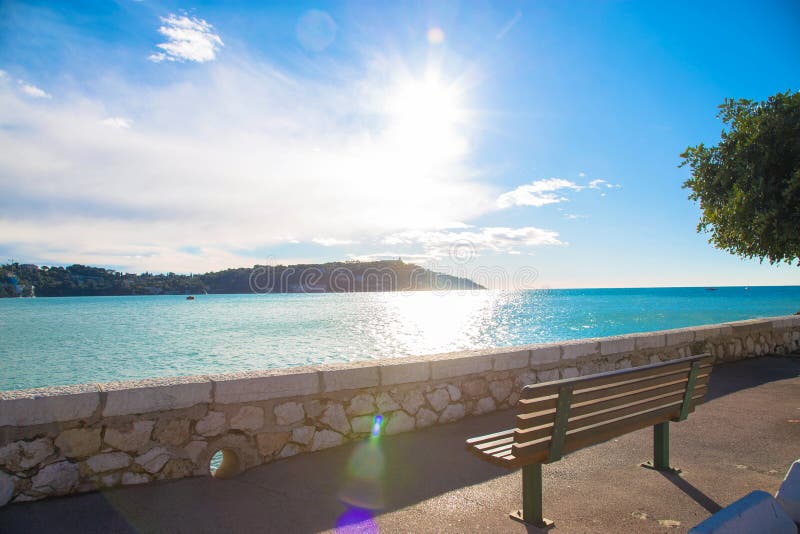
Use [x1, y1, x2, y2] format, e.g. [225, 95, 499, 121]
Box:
[1, 286, 798, 390]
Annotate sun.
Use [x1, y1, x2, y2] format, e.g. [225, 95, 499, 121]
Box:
[384, 72, 468, 161]
[388, 74, 463, 131]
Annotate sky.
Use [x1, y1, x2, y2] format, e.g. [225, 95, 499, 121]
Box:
[0, 0, 799, 289]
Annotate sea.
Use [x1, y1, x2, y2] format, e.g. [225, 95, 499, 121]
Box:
[1, 286, 798, 391]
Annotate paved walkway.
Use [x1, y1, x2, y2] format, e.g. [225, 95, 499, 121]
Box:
[2, 356, 798, 533]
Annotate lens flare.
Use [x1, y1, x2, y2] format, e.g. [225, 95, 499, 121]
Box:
[339, 415, 387, 510]
[371, 414, 382, 438]
[335, 506, 378, 533]
[427, 27, 445, 44]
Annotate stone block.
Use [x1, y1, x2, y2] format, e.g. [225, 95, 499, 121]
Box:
[461, 379, 488, 398]
[489, 379, 512, 403]
[154, 418, 191, 446]
[430, 352, 492, 380]
[279, 443, 302, 458]
[311, 430, 343, 451]
[351, 415, 375, 434]
[692, 325, 722, 342]
[474, 397, 496, 415]
[376, 392, 400, 412]
[771, 317, 795, 330]
[561, 367, 579, 379]
[415, 408, 437, 428]
[0, 471, 15, 507]
[102, 377, 211, 417]
[320, 363, 379, 392]
[195, 411, 226, 437]
[530, 345, 561, 365]
[775, 460, 800, 523]
[0, 384, 100, 427]
[274, 402, 305, 426]
[399, 390, 425, 415]
[55, 428, 101, 459]
[346, 393, 375, 416]
[0, 438, 54, 470]
[135, 447, 171, 474]
[211, 368, 319, 404]
[30, 461, 79, 495]
[725, 318, 773, 335]
[688, 490, 795, 534]
[426, 389, 450, 412]
[666, 329, 696, 346]
[561, 341, 599, 361]
[600, 336, 635, 356]
[185, 440, 208, 463]
[439, 403, 465, 423]
[384, 411, 415, 435]
[86, 452, 132, 473]
[229, 406, 265, 433]
[537, 369, 560, 383]
[320, 403, 350, 434]
[446, 385, 461, 402]
[291, 426, 315, 446]
[379, 359, 430, 386]
[256, 432, 289, 457]
[635, 333, 666, 350]
[104, 420, 155, 452]
[492, 350, 529, 371]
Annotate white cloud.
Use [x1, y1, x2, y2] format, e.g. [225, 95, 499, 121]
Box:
[149, 14, 223, 63]
[578, 172, 586, 177]
[497, 177, 620, 209]
[312, 237, 358, 247]
[19, 82, 51, 99]
[383, 227, 563, 258]
[588, 178, 620, 189]
[100, 117, 132, 129]
[496, 178, 583, 208]
[0, 56, 500, 272]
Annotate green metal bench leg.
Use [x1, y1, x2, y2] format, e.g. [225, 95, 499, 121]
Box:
[641, 422, 682, 474]
[509, 463, 554, 528]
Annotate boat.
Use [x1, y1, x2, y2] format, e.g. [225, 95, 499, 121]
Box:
[186, 295, 195, 300]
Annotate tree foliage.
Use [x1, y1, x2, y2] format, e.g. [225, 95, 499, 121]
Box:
[680, 90, 800, 265]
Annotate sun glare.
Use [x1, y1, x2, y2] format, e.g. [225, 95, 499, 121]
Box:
[384, 72, 468, 163]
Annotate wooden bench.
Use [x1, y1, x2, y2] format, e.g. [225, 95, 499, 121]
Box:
[466, 353, 714, 528]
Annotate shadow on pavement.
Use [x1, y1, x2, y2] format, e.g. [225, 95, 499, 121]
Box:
[0, 356, 797, 533]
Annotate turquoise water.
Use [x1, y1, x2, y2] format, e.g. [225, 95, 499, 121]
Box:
[1, 286, 798, 391]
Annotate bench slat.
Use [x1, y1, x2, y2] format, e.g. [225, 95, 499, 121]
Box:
[472, 435, 515, 452]
[514, 386, 707, 444]
[465, 428, 515, 447]
[512, 394, 706, 463]
[516, 373, 710, 429]
[521, 355, 712, 400]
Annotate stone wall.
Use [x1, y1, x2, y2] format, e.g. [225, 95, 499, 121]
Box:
[1, 315, 799, 506]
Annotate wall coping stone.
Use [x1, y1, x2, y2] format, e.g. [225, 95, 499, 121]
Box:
[210, 367, 320, 404]
[319, 362, 379, 392]
[101, 376, 212, 417]
[2, 314, 798, 427]
[0, 384, 100, 427]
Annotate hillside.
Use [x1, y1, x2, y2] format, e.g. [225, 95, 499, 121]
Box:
[0, 260, 484, 297]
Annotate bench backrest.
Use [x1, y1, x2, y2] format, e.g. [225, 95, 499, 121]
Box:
[513, 354, 713, 464]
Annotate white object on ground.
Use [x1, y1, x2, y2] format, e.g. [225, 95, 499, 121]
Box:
[689, 490, 796, 534]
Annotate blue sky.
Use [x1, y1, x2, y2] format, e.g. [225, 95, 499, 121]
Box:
[1, 0, 799, 288]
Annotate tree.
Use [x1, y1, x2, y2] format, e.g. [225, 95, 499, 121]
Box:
[680, 90, 800, 265]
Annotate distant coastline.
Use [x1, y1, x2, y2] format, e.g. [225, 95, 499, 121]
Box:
[0, 259, 484, 298]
